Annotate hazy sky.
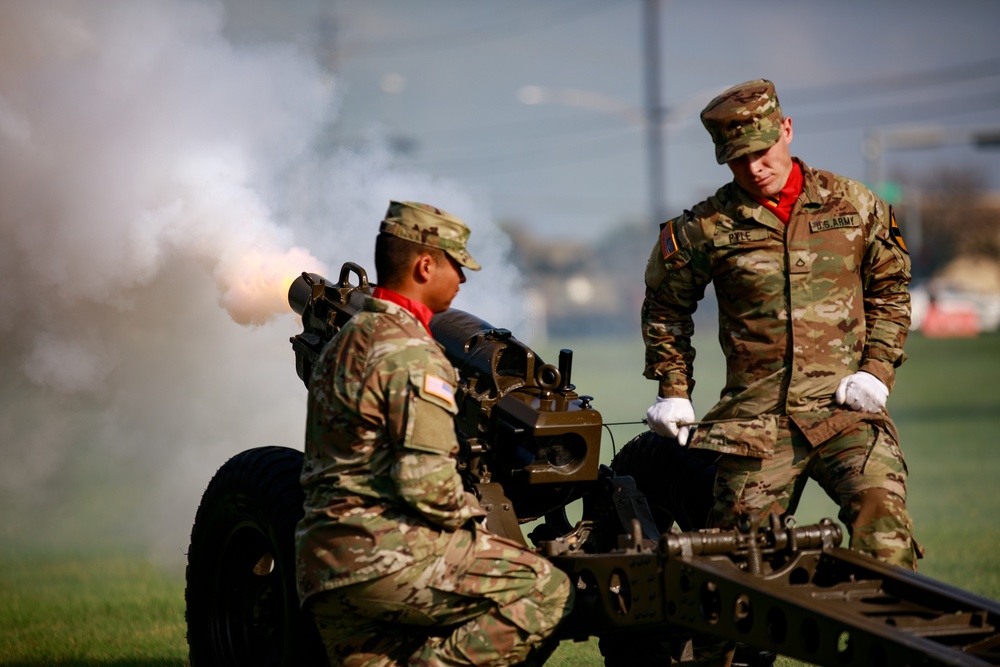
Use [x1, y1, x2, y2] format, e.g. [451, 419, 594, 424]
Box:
[1, 0, 998, 561]
[225, 0, 1000, 240]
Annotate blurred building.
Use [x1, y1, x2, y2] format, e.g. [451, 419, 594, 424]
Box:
[501, 220, 725, 341]
[901, 190, 1000, 336]
[505, 186, 1000, 340]
[501, 222, 645, 339]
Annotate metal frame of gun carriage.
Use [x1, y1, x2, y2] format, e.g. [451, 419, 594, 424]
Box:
[185, 262, 1000, 667]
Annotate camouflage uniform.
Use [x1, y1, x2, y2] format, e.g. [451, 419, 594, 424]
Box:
[296, 202, 572, 667]
[641, 81, 920, 571]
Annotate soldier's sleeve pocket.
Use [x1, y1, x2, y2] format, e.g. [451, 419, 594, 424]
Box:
[403, 371, 460, 455]
[412, 370, 459, 415]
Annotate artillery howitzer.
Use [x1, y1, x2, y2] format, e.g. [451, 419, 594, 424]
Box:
[186, 262, 1000, 667]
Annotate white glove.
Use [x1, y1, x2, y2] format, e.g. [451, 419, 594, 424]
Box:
[645, 397, 696, 446]
[835, 371, 888, 413]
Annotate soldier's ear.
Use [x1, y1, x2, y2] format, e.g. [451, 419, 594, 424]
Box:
[783, 116, 793, 145]
[413, 253, 435, 284]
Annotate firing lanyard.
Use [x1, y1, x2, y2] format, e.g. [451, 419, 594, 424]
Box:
[601, 417, 752, 429]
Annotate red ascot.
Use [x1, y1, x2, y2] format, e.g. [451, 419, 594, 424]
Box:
[372, 286, 435, 336]
[751, 161, 803, 224]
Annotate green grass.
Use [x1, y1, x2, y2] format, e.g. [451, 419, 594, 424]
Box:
[2, 332, 998, 666]
[0, 551, 187, 666]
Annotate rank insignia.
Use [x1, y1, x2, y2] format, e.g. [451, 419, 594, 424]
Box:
[660, 220, 679, 260]
[888, 207, 908, 254]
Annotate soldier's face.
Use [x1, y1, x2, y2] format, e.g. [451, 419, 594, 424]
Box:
[727, 117, 794, 200]
[425, 254, 466, 313]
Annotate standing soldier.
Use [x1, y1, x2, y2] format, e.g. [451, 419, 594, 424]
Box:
[296, 201, 573, 667]
[642, 79, 921, 665]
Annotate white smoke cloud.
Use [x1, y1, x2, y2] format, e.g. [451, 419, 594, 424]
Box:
[0, 0, 524, 563]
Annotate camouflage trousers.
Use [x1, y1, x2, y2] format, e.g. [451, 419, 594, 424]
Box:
[673, 417, 922, 667]
[305, 526, 574, 667]
[710, 416, 921, 569]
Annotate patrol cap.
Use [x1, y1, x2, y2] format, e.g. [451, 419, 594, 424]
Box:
[379, 200, 481, 271]
[700, 79, 784, 164]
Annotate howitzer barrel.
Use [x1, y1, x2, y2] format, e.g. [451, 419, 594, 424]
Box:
[431, 309, 566, 402]
[430, 309, 499, 380]
[287, 272, 322, 317]
[287, 264, 372, 387]
[287, 263, 371, 318]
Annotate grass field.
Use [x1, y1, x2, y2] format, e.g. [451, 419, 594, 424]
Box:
[0, 551, 186, 666]
[2, 332, 998, 666]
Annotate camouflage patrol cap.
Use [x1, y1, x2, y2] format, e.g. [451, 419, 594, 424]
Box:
[380, 200, 481, 271]
[700, 79, 784, 164]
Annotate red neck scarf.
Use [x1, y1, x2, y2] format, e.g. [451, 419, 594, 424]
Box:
[750, 161, 803, 224]
[372, 286, 435, 336]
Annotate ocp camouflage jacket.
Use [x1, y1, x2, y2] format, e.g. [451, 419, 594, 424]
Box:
[642, 159, 911, 457]
[295, 297, 483, 601]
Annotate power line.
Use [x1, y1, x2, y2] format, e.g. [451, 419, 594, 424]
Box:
[331, 38, 1000, 176]
[346, 57, 1000, 164]
[410, 111, 637, 151]
[782, 58, 1000, 109]
[342, 0, 623, 57]
[420, 133, 644, 177]
[425, 82, 1000, 165]
[366, 86, 999, 174]
[724, 88, 1000, 142]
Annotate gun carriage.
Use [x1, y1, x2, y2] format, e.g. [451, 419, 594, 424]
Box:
[185, 262, 1000, 667]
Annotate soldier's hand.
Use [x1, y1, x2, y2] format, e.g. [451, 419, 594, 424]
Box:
[645, 397, 695, 445]
[835, 371, 888, 413]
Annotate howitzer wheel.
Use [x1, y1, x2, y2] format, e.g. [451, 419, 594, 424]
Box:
[603, 431, 775, 667]
[185, 446, 326, 667]
[609, 429, 716, 532]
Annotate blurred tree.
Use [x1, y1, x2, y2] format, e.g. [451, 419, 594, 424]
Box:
[894, 166, 1000, 280]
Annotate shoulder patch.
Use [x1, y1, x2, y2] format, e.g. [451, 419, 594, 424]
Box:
[660, 220, 679, 260]
[888, 207, 908, 254]
[423, 374, 456, 407]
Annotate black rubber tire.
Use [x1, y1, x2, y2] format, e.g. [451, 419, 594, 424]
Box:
[186, 446, 326, 667]
[609, 429, 717, 532]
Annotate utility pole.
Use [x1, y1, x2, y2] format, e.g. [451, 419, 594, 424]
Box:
[643, 0, 667, 231]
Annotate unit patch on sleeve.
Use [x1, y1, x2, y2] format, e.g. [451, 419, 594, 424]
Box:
[660, 220, 679, 260]
[423, 374, 456, 407]
[888, 207, 908, 254]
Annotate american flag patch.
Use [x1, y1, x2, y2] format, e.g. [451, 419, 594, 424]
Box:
[424, 374, 456, 406]
[660, 220, 679, 260]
